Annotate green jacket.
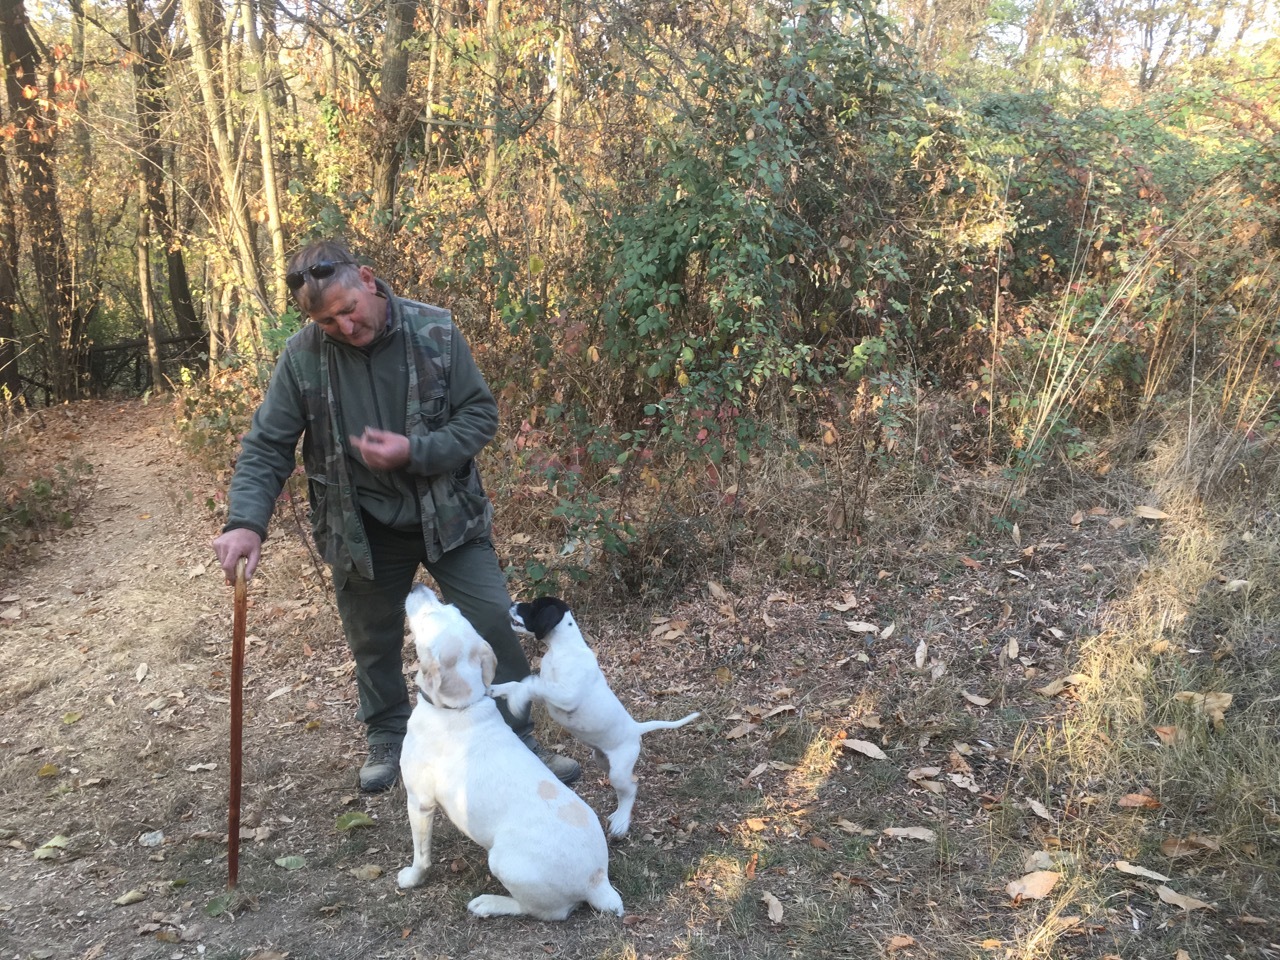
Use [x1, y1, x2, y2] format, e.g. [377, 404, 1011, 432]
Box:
[225, 281, 497, 578]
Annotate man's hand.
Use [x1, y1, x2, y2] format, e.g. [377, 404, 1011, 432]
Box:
[213, 528, 264, 584]
[350, 427, 411, 471]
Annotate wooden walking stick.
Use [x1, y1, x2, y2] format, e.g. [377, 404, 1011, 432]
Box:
[228, 556, 248, 889]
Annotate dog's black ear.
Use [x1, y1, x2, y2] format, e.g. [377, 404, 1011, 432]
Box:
[527, 596, 572, 640]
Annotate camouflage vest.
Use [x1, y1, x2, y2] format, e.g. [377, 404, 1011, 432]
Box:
[283, 291, 493, 579]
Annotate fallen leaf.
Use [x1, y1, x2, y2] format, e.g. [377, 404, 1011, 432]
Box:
[350, 864, 383, 881]
[809, 836, 833, 851]
[1025, 799, 1053, 822]
[1134, 505, 1169, 520]
[37, 763, 59, 778]
[880, 622, 896, 640]
[914, 639, 927, 669]
[906, 766, 941, 781]
[1023, 851, 1055, 871]
[724, 721, 756, 739]
[1222, 579, 1249, 593]
[1157, 885, 1212, 911]
[707, 580, 728, 600]
[335, 812, 375, 832]
[883, 826, 936, 842]
[184, 763, 217, 773]
[843, 739, 888, 760]
[745, 818, 768, 832]
[846, 620, 879, 634]
[1033, 673, 1088, 697]
[1160, 835, 1221, 858]
[761, 891, 784, 923]
[61, 712, 82, 725]
[1174, 691, 1233, 730]
[1006, 871, 1059, 901]
[274, 855, 306, 870]
[1113, 860, 1171, 882]
[135, 663, 149, 683]
[113, 889, 147, 906]
[1109, 516, 1127, 529]
[960, 555, 983, 569]
[1118, 793, 1161, 810]
[962, 692, 992, 706]
[1070, 511, 1083, 526]
[835, 819, 876, 836]
[1153, 725, 1179, 746]
[887, 935, 917, 952]
[1005, 637, 1019, 660]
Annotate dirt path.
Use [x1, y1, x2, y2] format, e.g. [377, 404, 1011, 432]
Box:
[0, 400, 706, 960]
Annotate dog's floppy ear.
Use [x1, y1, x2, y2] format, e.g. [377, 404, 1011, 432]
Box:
[478, 642, 497, 688]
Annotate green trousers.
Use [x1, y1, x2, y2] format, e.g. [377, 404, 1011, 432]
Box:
[333, 514, 532, 745]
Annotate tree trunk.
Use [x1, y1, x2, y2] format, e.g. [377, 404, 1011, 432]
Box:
[182, 0, 269, 332]
[241, 0, 287, 312]
[137, 179, 163, 391]
[371, 0, 418, 234]
[483, 0, 500, 193]
[127, 0, 201, 340]
[0, 0, 85, 401]
[0, 140, 19, 405]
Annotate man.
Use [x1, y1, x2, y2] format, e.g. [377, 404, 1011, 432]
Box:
[212, 238, 579, 792]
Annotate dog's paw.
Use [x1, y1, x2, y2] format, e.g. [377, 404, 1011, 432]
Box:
[607, 811, 631, 838]
[467, 894, 524, 917]
[397, 865, 428, 889]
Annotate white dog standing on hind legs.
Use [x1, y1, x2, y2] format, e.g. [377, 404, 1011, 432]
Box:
[491, 596, 701, 838]
[396, 584, 623, 920]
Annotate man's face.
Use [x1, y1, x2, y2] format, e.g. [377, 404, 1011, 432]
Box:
[305, 266, 387, 348]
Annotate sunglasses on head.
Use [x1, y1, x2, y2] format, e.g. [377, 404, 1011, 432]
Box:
[285, 260, 356, 292]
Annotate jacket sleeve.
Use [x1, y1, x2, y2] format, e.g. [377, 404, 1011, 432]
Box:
[407, 325, 499, 477]
[223, 355, 308, 537]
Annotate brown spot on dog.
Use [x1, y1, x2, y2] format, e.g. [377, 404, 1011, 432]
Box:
[558, 801, 590, 828]
[590, 868, 606, 886]
[537, 779, 558, 801]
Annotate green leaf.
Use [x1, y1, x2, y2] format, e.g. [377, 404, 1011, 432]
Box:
[204, 892, 234, 917]
[274, 855, 307, 870]
[334, 811, 376, 832]
[61, 712, 82, 725]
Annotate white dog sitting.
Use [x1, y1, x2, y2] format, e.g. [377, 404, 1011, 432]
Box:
[396, 584, 623, 920]
[491, 596, 700, 837]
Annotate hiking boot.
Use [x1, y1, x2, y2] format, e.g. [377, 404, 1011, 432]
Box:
[520, 734, 581, 786]
[359, 741, 402, 793]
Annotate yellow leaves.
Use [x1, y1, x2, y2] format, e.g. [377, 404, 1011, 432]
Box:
[1112, 860, 1170, 882]
[1133, 505, 1169, 520]
[1033, 673, 1088, 697]
[842, 738, 888, 760]
[1156, 885, 1213, 911]
[1174, 690, 1233, 731]
[1160, 834, 1220, 858]
[1118, 792, 1161, 810]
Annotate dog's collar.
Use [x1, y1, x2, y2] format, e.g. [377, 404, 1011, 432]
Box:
[415, 678, 484, 711]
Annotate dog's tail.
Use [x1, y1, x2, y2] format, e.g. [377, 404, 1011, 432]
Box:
[634, 711, 701, 736]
